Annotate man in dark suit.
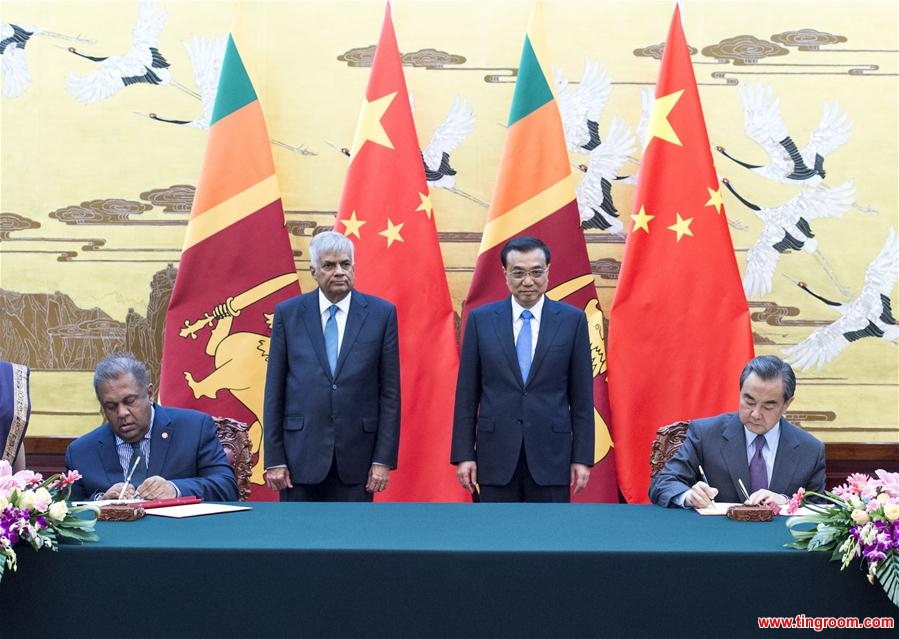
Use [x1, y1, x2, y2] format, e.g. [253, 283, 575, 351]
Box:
[452, 236, 594, 502]
[263, 231, 400, 502]
[649, 355, 825, 508]
[65, 353, 239, 502]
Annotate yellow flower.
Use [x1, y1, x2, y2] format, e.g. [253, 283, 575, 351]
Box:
[851, 509, 870, 526]
[48, 500, 69, 522]
[884, 502, 899, 522]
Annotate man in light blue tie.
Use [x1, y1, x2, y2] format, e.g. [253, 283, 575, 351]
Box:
[264, 231, 400, 501]
[649, 355, 826, 509]
[452, 236, 594, 502]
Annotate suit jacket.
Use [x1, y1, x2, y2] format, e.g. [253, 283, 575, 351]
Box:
[65, 404, 239, 502]
[263, 290, 400, 485]
[451, 297, 594, 486]
[648, 412, 826, 507]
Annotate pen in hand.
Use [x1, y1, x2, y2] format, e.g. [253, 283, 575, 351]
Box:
[119, 455, 141, 501]
[698, 464, 715, 506]
[738, 478, 751, 502]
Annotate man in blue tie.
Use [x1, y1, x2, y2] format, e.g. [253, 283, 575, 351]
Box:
[263, 231, 400, 501]
[649, 355, 825, 509]
[452, 236, 594, 502]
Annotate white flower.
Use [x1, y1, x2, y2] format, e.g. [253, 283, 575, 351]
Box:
[851, 509, 870, 526]
[33, 487, 52, 512]
[884, 502, 899, 522]
[17, 489, 37, 511]
[48, 500, 68, 522]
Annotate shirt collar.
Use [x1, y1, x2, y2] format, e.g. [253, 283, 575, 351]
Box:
[319, 289, 352, 315]
[511, 295, 545, 322]
[744, 420, 780, 450]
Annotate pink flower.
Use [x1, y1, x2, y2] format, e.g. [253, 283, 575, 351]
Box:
[785, 488, 805, 515]
[847, 473, 874, 498]
[874, 470, 899, 499]
[56, 470, 82, 490]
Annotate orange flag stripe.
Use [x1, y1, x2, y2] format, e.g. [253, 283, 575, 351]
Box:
[487, 100, 572, 220]
[191, 100, 275, 217]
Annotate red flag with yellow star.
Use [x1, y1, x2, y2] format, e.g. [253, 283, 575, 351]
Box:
[608, 6, 754, 504]
[334, 3, 467, 502]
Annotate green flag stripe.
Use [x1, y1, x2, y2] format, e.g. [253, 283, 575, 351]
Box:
[210, 35, 258, 126]
[507, 35, 553, 127]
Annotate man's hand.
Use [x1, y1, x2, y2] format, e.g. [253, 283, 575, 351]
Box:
[683, 481, 719, 508]
[366, 464, 390, 493]
[456, 461, 478, 493]
[746, 489, 786, 506]
[264, 467, 293, 491]
[102, 482, 137, 500]
[570, 463, 590, 495]
[135, 476, 177, 500]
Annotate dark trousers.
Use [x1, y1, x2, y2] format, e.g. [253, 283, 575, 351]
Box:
[280, 455, 373, 502]
[478, 446, 570, 503]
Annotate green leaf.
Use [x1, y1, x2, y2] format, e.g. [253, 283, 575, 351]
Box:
[874, 552, 899, 609]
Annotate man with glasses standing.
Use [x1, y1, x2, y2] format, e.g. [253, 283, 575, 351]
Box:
[452, 236, 594, 502]
[264, 231, 400, 501]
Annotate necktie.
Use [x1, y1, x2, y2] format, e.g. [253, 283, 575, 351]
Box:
[128, 441, 148, 487]
[325, 305, 339, 374]
[516, 310, 533, 383]
[749, 435, 768, 493]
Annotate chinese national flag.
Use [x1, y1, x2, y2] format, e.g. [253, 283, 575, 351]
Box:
[159, 6, 300, 500]
[462, 3, 617, 502]
[608, 6, 754, 504]
[334, 3, 467, 502]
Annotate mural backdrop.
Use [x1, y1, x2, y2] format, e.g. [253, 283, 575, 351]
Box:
[1, 1, 897, 475]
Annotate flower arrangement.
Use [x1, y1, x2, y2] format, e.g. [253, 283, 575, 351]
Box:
[785, 469, 899, 609]
[0, 459, 99, 583]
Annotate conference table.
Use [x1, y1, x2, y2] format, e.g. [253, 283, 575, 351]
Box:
[1, 503, 895, 638]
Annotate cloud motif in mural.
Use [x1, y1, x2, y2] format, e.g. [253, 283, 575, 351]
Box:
[140, 185, 195, 214]
[0, 212, 41, 238]
[701, 36, 789, 65]
[50, 199, 152, 225]
[338, 46, 465, 69]
[633, 42, 698, 60]
[771, 29, 847, 51]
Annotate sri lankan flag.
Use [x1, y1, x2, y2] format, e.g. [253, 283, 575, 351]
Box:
[159, 6, 300, 499]
[463, 3, 617, 502]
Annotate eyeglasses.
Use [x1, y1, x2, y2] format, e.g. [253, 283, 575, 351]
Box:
[505, 267, 548, 281]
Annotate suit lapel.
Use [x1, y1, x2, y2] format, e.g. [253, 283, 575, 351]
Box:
[300, 292, 332, 378]
[491, 300, 523, 386]
[770, 419, 799, 495]
[720, 416, 751, 499]
[527, 299, 561, 384]
[337, 292, 369, 378]
[96, 428, 124, 488]
[147, 405, 173, 477]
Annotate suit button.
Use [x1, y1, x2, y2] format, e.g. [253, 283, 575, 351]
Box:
[331, 384, 337, 390]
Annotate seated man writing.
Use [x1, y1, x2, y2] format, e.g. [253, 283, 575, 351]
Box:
[66, 353, 238, 502]
[649, 355, 825, 509]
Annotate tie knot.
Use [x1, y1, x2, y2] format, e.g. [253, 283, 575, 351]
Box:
[753, 435, 766, 453]
[130, 441, 142, 453]
[328, 305, 338, 319]
[521, 310, 533, 321]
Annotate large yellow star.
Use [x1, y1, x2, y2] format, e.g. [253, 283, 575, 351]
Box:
[348, 91, 397, 159]
[378, 218, 405, 247]
[631, 205, 655, 234]
[416, 192, 433, 220]
[645, 89, 684, 147]
[705, 186, 724, 214]
[340, 211, 367, 239]
[667, 213, 694, 242]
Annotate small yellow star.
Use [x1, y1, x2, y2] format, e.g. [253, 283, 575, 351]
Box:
[631, 205, 655, 234]
[667, 213, 694, 242]
[339, 211, 367, 239]
[348, 91, 397, 159]
[705, 186, 724, 214]
[416, 192, 433, 219]
[646, 89, 684, 147]
[379, 218, 405, 247]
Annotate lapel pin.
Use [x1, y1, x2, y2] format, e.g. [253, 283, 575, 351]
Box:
[162, 432, 169, 439]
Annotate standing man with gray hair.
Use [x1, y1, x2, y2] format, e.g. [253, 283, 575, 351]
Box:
[264, 230, 400, 501]
[65, 353, 238, 502]
[649, 354, 825, 508]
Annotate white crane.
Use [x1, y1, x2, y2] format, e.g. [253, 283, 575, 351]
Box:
[556, 57, 611, 153]
[575, 117, 635, 235]
[716, 82, 852, 186]
[65, 1, 191, 104]
[2, 23, 92, 98]
[783, 227, 898, 371]
[722, 177, 855, 299]
[421, 96, 483, 204]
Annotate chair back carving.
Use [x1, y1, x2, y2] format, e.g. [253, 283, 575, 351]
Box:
[213, 416, 252, 501]
[649, 421, 690, 478]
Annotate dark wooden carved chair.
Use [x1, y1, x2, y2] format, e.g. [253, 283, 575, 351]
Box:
[649, 421, 690, 478]
[212, 417, 252, 501]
